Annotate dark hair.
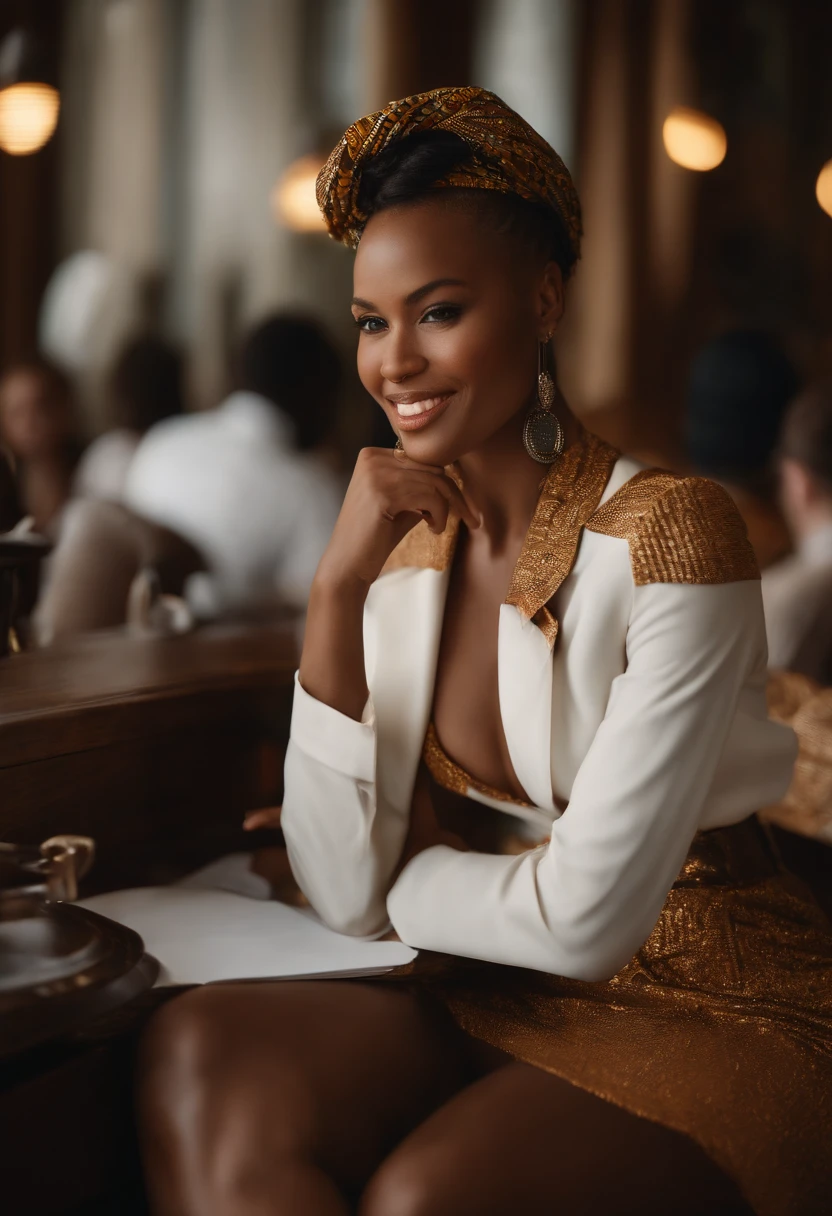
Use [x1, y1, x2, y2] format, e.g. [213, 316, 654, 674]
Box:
[356, 129, 577, 278]
[685, 330, 800, 485]
[237, 314, 342, 451]
[779, 380, 832, 494]
[109, 335, 185, 434]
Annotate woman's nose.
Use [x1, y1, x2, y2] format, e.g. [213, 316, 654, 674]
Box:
[380, 331, 427, 384]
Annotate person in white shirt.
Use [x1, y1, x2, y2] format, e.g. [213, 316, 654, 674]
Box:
[138, 89, 832, 1216]
[124, 315, 344, 617]
[74, 334, 186, 504]
[763, 381, 832, 681]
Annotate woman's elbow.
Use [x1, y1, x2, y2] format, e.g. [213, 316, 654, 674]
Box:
[548, 920, 642, 983]
[318, 900, 389, 939]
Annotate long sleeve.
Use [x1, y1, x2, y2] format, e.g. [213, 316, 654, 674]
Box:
[281, 675, 404, 937]
[387, 580, 795, 981]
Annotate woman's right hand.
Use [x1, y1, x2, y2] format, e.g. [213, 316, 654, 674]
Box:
[315, 447, 480, 593]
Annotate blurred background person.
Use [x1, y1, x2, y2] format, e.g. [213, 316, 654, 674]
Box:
[124, 313, 344, 619]
[763, 381, 832, 681]
[685, 330, 800, 570]
[74, 333, 185, 504]
[0, 359, 80, 535]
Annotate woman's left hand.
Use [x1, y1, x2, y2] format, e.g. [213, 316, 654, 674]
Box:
[243, 806, 282, 831]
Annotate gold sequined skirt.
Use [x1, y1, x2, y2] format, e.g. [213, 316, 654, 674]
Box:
[410, 817, 832, 1216]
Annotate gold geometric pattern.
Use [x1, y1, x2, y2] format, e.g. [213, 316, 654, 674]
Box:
[422, 722, 535, 809]
[412, 815, 832, 1216]
[380, 433, 760, 650]
[504, 429, 619, 644]
[316, 86, 582, 260]
[763, 669, 832, 844]
[382, 514, 460, 575]
[586, 470, 760, 586]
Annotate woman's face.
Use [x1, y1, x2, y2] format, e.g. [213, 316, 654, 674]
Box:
[352, 197, 563, 467]
[0, 368, 70, 461]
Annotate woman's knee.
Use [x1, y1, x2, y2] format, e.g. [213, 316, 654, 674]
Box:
[360, 1146, 465, 1216]
[140, 987, 235, 1089]
[139, 986, 314, 1144]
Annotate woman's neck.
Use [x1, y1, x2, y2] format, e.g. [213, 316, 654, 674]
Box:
[455, 403, 581, 553]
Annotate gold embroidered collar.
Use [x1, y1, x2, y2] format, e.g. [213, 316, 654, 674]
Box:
[383, 427, 620, 649]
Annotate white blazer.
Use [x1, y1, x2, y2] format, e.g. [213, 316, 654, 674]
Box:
[282, 432, 797, 982]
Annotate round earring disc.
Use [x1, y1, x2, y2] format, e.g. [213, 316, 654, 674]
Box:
[524, 410, 564, 463]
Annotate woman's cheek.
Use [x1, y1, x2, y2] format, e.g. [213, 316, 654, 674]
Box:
[356, 342, 383, 401]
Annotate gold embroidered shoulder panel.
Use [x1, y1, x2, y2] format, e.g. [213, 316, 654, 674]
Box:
[380, 428, 620, 648]
[504, 430, 619, 645]
[381, 515, 460, 575]
[585, 471, 760, 586]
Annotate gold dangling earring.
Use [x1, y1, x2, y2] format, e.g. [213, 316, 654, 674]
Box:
[395, 437, 404, 451]
[523, 334, 565, 464]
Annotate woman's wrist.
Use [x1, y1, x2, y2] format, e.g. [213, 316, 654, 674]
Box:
[310, 561, 372, 606]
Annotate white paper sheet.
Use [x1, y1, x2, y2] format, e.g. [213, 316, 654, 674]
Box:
[78, 886, 417, 986]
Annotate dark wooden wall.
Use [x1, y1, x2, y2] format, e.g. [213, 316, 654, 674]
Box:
[0, 0, 63, 370]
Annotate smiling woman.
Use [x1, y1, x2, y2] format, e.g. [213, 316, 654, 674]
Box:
[138, 88, 832, 1216]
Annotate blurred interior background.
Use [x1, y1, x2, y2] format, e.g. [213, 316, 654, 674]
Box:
[1, 0, 831, 464]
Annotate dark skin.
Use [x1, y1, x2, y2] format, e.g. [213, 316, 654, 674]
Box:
[138, 198, 754, 1215]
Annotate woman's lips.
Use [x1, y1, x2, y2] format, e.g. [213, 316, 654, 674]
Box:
[393, 394, 454, 431]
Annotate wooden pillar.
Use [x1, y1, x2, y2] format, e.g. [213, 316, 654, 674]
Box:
[0, 1, 63, 369]
[362, 0, 477, 112]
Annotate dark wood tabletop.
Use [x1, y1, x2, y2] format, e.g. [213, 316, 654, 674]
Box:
[0, 623, 300, 1214]
[0, 623, 299, 891]
[0, 622, 298, 767]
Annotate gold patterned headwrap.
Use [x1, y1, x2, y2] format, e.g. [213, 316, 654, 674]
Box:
[316, 85, 582, 261]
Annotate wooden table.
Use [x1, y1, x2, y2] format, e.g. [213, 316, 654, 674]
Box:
[0, 623, 298, 1214]
[0, 623, 298, 892]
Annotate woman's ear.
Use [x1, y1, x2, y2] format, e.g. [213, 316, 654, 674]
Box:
[537, 261, 565, 336]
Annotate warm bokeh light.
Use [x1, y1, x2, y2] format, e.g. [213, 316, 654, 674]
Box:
[816, 160, 832, 219]
[0, 82, 60, 155]
[271, 155, 326, 233]
[662, 105, 727, 172]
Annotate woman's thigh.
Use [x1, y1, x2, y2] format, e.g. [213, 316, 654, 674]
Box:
[137, 979, 473, 1213]
[360, 1059, 755, 1216]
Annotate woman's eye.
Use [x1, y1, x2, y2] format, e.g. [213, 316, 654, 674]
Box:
[354, 315, 387, 334]
[421, 304, 462, 324]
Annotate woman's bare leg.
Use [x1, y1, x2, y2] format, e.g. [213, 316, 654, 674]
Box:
[360, 1060, 755, 1216]
[137, 981, 472, 1216]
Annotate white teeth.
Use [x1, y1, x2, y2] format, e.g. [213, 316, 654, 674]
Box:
[396, 396, 444, 417]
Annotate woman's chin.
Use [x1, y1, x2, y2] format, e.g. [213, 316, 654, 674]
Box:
[400, 435, 461, 469]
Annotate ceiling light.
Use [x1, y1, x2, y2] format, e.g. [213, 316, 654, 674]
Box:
[662, 106, 726, 172]
[271, 155, 326, 234]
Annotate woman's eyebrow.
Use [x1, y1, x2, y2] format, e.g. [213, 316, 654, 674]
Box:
[351, 278, 468, 311]
[404, 278, 467, 304]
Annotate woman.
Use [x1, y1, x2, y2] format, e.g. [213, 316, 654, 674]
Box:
[0, 358, 79, 534]
[139, 88, 832, 1215]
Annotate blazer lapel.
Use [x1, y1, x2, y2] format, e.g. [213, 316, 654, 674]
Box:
[500, 430, 620, 810]
[369, 430, 618, 818]
[498, 603, 558, 811]
[369, 519, 459, 815]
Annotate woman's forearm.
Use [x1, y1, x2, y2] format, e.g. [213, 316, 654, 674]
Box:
[298, 571, 370, 721]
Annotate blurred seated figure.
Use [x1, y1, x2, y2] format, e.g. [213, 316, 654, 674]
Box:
[763, 381, 832, 681]
[33, 498, 203, 644]
[686, 330, 798, 569]
[74, 333, 185, 503]
[0, 358, 79, 534]
[124, 313, 343, 618]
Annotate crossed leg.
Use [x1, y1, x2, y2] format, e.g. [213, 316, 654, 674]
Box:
[138, 980, 754, 1216]
[137, 979, 474, 1215]
[360, 1059, 755, 1216]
